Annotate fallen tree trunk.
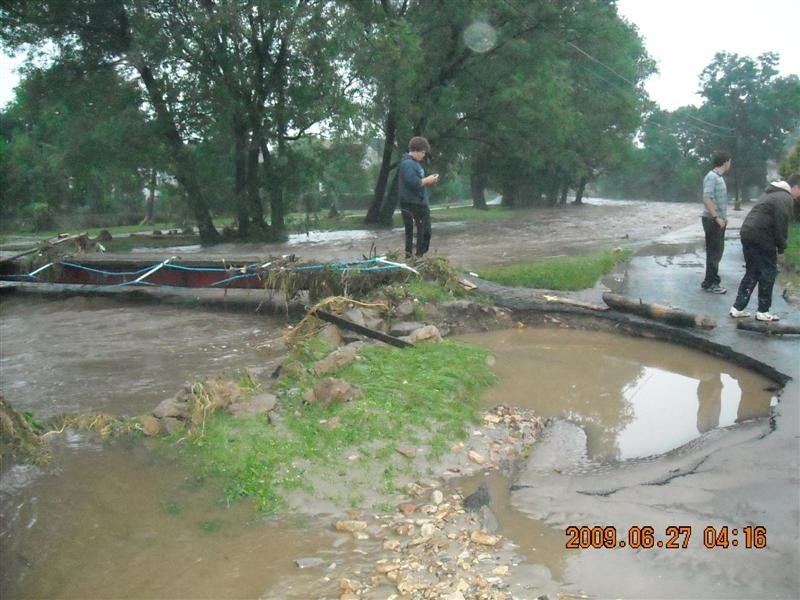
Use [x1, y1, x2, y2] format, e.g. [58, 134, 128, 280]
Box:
[736, 321, 800, 335]
[602, 292, 716, 329]
[541, 294, 607, 311]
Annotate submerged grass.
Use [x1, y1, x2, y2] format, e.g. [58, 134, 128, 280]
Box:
[474, 248, 632, 291]
[175, 339, 494, 512]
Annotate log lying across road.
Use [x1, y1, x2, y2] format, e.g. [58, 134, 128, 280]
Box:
[602, 292, 716, 329]
[736, 320, 800, 335]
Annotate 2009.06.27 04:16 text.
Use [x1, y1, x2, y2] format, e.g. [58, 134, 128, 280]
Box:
[565, 525, 767, 550]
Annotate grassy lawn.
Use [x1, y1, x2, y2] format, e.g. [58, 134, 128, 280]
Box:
[174, 338, 495, 512]
[785, 222, 800, 271]
[471, 248, 633, 291]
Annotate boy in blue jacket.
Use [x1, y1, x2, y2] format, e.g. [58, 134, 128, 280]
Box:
[398, 136, 439, 257]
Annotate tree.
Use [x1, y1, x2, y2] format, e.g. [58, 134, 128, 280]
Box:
[694, 52, 800, 206]
[1, 61, 161, 229]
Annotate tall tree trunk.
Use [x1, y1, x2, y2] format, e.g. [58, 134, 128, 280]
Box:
[365, 108, 397, 225]
[501, 183, 516, 208]
[377, 169, 400, 226]
[234, 123, 249, 239]
[559, 184, 568, 206]
[573, 176, 588, 205]
[131, 59, 220, 244]
[471, 157, 487, 209]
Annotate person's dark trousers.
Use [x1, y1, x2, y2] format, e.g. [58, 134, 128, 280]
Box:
[701, 216, 725, 288]
[732, 239, 778, 313]
[400, 203, 431, 257]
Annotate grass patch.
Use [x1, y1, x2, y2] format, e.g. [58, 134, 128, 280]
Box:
[173, 340, 494, 513]
[785, 223, 800, 272]
[474, 248, 632, 291]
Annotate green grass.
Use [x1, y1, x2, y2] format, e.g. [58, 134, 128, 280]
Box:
[786, 223, 800, 271]
[173, 339, 494, 513]
[473, 248, 633, 291]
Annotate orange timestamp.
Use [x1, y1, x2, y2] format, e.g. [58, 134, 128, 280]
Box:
[565, 525, 767, 550]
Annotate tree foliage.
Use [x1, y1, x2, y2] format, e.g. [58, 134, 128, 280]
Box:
[3, 2, 797, 242]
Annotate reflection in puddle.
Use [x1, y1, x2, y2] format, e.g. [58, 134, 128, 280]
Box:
[457, 328, 776, 461]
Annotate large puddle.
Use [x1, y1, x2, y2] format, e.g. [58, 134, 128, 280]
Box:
[456, 328, 777, 462]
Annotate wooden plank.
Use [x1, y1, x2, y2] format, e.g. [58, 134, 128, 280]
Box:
[315, 309, 412, 348]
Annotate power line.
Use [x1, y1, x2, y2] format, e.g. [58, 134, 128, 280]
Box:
[498, 0, 735, 135]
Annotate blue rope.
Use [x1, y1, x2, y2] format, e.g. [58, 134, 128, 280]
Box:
[14, 257, 407, 288]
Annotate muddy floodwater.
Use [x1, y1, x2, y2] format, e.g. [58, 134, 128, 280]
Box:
[0, 293, 287, 419]
[1, 288, 783, 598]
[457, 328, 777, 462]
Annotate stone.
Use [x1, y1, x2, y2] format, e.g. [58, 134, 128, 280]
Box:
[389, 321, 424, 337]
[467, 450, 486, 465]
[342, 308, 366, 328]
[408, 324, 442, 343]
[294, 557, 324, 569]
[463, 483, 491, 512]
[431, 490, 444, 505]
[395, 445, 417, 458]
[314, 342, 362, 375]
[305, 378, 363, 407]
[226, 392, 277, 417]
[334, 520, 368, 533]
[397, 503, 418, 516]
[394, 299, 415, 318]
[140, 415, 162, 436]
[316, 323, 342, 348]
[152, 396, 188, 419]
[160, 417, 184, 434]
[470, 531, 501, 546]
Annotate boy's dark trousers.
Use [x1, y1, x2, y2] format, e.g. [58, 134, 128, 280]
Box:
[401, 203, 431, 257]
[733, 239, 778, 313]
[701, 216, 725, 288]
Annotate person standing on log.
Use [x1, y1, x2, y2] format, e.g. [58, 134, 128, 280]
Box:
[399, 136, 439, 258]
[729, 174, 800, 322]
[700, 151, 732, 294]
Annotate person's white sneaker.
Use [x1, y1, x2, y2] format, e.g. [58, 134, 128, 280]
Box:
[729, 307, 751, 318]
[755, 311, 780, 322]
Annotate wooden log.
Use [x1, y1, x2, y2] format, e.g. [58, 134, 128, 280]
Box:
[541, 294, 608, 311]
[314, 309, 412, 348]
[0, 234, 81, 264]
[736, 321, 800, 335]
[602, 292, 716, 329]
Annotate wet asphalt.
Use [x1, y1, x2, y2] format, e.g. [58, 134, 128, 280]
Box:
[498, 211, 799, 600]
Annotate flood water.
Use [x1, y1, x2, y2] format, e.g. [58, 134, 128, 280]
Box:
[0, 293, 286, 419]
[0, 294, 780, 599]
[457, 328, 777, 462]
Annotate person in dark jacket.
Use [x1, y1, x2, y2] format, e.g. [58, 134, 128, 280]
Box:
[729, 173, 800, 322]
[398, 136, 439, 257]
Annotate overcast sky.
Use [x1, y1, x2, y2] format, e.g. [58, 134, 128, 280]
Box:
[1, 2, 798, 111]
[616, 0, 800, 110]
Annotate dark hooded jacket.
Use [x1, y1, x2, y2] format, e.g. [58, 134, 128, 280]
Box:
[740, 182, 795, 253]
[398, 153, 429, 206]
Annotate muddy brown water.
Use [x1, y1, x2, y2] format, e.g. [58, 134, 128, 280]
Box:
[456, 328, 777, 462]
[1, 296, 778, 598]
